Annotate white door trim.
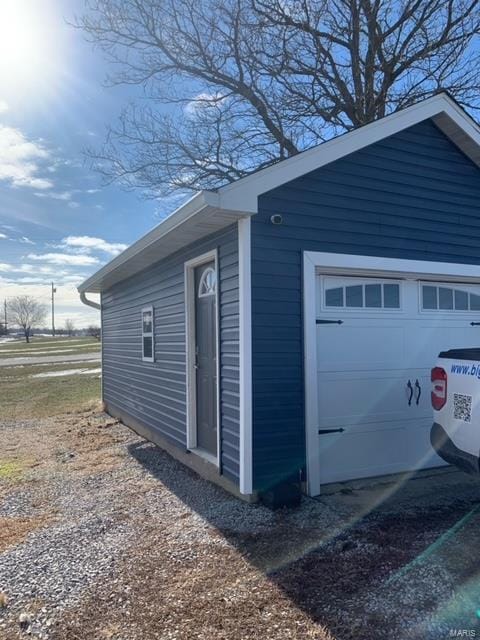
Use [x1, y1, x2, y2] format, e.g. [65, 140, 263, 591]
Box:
[303, 251, 480, 496]
[238, 217, 253, 494]
[184, 249, 220, 467]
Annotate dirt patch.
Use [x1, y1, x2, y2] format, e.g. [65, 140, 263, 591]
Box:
[0, 412, 125, 478]
[53, 519, 333, 640]
[0, 515, 53, 553]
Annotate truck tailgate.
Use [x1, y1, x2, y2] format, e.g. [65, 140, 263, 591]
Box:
[435, 356, 480, 457]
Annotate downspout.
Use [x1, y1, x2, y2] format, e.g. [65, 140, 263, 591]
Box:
[79, 290, 104, 408]
[79, 291, 101, 310]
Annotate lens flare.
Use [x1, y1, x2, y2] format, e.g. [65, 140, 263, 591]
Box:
[0, 0, 55, 91]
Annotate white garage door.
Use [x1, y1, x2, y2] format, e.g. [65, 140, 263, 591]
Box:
[316, 275, 480, 485]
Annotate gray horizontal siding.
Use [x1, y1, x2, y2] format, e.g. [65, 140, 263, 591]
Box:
[101, 224, 240, 484]
[252, 118, 480, 491]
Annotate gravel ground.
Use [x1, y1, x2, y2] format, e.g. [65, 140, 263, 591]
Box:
[1, 413, 480, 639]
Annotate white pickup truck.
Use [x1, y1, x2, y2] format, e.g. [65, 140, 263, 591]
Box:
[431, 348, 480, 475]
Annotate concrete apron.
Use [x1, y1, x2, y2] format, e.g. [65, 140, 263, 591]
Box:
[316, 466, 480, 518]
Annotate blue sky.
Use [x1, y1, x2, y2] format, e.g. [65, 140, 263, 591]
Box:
[0, 0, 168, 328]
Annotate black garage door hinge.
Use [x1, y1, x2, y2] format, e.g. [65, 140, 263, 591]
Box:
[318, 428, 345, 435]
[316, 319, 343, 325]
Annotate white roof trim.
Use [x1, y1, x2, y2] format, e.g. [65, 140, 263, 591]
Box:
[218, 93, 480, 213]
[79, 191, 250, 293]
[80, 93, 480, 293]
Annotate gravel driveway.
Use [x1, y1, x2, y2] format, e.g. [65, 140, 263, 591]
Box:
[1, 413, 480, 639]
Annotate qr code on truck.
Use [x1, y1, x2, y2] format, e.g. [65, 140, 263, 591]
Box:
[453, 393, 472, 422]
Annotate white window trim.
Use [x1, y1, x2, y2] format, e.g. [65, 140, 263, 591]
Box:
[303, 251, 480, 497]
[141, 305, 155, 363]
[418, 281, 480, 315]
[184, 249, 220, 468]
[321, 275, 403, 312]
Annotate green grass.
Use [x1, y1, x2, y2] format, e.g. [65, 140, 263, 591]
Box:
[0, 360, 102, 419]
[0, 460, 24, 480]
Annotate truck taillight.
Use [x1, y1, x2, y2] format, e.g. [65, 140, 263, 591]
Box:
[431, 367, 447, 411]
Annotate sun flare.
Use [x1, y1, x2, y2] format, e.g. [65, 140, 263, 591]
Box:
[0, 0, 54, 89]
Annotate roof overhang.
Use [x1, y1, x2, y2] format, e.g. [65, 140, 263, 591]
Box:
[79, 191, 251, 293]
[80, 93, 480, 294]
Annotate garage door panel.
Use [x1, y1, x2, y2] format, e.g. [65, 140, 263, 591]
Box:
[314, 275, 477, 488]
[316, 325, 404, 368]
[317, 371, 416, 427]
[319, 426, 409, 484]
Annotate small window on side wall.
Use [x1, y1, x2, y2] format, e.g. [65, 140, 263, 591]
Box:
[142, 306, 154, 362]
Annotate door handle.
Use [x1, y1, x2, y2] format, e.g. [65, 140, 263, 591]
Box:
[415, 379, 421, 405]
[318, 428, 345, 435]
[316, 319, 343, 325]
[406, 380, 413, 406]
[194, 346, 199, 369]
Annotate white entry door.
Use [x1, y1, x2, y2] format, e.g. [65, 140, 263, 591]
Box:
[316, 275, 480, 485]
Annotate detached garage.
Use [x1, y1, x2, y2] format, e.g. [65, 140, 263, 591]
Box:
[79, 92, 480, 501]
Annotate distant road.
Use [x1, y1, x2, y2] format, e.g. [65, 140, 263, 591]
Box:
[0, 352, 101, 367]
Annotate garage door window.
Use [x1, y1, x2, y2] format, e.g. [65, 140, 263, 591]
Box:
[422, 285, 480, 312]
[325, 282, 400, 309]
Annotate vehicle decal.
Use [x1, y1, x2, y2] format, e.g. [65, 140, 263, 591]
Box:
[450, 363, 480, 379]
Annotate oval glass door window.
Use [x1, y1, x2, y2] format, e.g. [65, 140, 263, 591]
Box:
[198, 266, 216, 298]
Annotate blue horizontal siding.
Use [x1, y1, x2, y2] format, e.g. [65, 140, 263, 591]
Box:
[102, 224, 240, 485]
[252, 118, 480, 491]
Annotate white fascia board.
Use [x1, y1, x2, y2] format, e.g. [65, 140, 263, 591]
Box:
[78, 191, 219, 293]
[219, 93, 480, 213]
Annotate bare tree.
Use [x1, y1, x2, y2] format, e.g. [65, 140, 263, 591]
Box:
[87, 325, 101, 341]
[64, 319, 76, 337]
[76, 0, 480, 197]
[8, 296, 47, 343]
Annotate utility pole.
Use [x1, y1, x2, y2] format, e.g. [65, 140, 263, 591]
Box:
[51, 283, 57, 337]
[3, 299, 6, 335]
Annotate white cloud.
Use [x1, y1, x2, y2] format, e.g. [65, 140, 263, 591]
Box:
[68, 201, 80, 209]
[17, 264, 71, 276]
[19, 236, 35, 245]
[0, 125, 53, 189]
[34, 190, 72, 201]
[185, 91, 226, 117]
[0, 262, 83, 279]
[61, 236, 128, 256]
[27, 252, 100, 266]
[0, 264, 90, 297]
[86, 188, 100, 194]
[0, 99, 8, 114]
[8, 276, 53, 284]
[0, 232, 7, 239]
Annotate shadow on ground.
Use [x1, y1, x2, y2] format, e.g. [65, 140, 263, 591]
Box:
[128, 440, 480, 639]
